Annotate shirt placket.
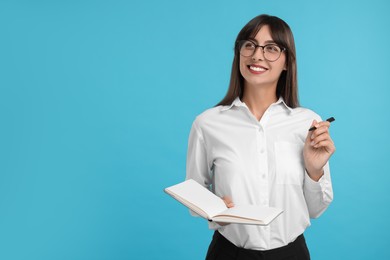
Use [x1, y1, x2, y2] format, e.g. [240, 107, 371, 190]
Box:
[256, 124, 269, 205]
[257, 113, 271, 247]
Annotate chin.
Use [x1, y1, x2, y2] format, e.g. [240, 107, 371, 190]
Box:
[244, 79, 278, 88]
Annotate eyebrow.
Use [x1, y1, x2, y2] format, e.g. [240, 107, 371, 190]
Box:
[264, 40, 277, 44]
[248, 38, 277, 45]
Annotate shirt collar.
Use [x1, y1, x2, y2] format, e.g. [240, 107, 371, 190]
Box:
[274, 97, 293, 113]
[221, 96, 293, 113]
[220, 97, 245, 111]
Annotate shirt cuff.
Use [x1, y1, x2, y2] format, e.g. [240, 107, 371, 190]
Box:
[304, 170, 325, 191]
[208, 220, 221, 230]
[190, 210, 221, 230]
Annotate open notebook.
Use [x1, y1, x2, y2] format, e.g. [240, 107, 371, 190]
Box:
[165, 179, 283, 225]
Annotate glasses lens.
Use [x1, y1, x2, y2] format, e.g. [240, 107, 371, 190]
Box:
[239, 41, 255, 57]
[263, 44, 282, 61]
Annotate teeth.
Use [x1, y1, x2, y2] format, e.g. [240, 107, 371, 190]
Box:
[250, 66, 266, 72]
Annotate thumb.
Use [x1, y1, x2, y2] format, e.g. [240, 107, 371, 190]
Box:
[306, 120, 317, 143]
[222, 196, 234, 208]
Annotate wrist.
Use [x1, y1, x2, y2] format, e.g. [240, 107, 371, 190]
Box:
[306, 168, 324, 182]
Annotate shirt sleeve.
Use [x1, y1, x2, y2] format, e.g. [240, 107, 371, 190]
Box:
[185, 120, 212, 186]
[303, 162, 333, 218]
[185, 121, 220, 230]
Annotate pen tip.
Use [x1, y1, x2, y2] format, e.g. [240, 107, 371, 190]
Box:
[327, 117, 335, 123]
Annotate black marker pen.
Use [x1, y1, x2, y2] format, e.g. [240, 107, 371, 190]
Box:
[308, 117, 335, 131]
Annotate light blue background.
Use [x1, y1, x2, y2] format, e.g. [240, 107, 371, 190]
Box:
[1, 0, 389, 259]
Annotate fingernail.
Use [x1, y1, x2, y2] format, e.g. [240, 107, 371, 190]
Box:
[311, 134, 314, 140]
[311, 141, 315, 146]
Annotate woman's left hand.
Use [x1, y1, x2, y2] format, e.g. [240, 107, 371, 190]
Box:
[303, 119, 336, 181]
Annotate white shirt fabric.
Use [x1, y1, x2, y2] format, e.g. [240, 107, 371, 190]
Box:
[186, 97, 333, 250]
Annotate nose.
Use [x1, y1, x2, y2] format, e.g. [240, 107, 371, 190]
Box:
[252, 46, 265, 61]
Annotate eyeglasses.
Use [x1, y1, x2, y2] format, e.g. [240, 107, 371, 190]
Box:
[238, 40, 286, 62]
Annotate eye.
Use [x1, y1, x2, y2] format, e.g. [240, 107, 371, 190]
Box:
[265, 44, 281, 53]
[243, 41, 255, 50]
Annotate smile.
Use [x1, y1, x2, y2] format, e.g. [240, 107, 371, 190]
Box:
[248, 65, 268, 73]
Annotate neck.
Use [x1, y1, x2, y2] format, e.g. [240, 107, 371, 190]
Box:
[242, 83, 277, 121]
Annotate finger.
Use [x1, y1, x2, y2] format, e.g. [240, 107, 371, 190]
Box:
[309, 119, 331, 132]
[313, 140, 336, 153]
[311, 121, 330, 131]
[311, 133, 331, 147]
[222, 196, 234, 208]
[306, 120, 318, 142]
[310, 126, 330, 140]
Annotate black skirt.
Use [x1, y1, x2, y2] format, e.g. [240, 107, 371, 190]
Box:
[206, 231, 310, 260]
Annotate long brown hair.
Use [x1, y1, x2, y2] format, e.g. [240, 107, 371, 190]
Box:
[217, 14, 299, 108]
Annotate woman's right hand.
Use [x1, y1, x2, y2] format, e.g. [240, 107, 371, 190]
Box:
[222, 196, 234, 208]
[215, 196, 234, 226]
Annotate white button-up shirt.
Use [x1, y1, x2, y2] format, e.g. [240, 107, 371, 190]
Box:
[186, 97, 333, 250]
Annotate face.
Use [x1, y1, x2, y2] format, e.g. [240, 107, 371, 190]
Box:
[239, 25, 286, 89]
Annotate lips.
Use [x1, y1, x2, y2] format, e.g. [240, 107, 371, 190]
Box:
[248, 64, 268, 73]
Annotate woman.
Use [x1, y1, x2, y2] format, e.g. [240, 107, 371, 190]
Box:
[186, 14, 335, 260]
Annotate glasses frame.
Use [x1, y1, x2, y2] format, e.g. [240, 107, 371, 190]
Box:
[237, 40, 286, 62]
